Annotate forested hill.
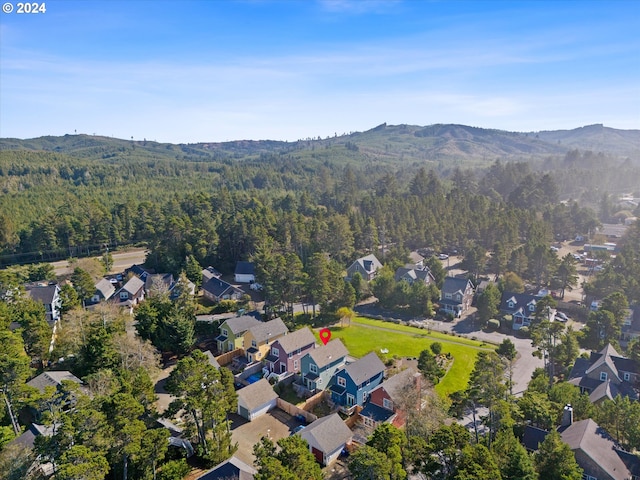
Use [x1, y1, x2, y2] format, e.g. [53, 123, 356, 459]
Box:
[2, 123, 639, 163]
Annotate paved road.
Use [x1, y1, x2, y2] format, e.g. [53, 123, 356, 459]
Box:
[51, 247, 148, 276]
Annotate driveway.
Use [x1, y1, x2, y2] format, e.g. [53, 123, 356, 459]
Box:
[229, 409, 304, 466]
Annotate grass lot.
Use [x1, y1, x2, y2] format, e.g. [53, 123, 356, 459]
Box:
[317, 317, 495, 398]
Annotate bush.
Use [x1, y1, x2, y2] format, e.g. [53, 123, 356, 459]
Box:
[487, 319, 500, 330]
[212, 300, 238, 314]
[157, 459, 191, 480]
[517, 326, 530, 338]
[430, 342, 443, 355]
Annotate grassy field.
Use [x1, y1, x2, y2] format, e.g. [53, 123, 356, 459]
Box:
[316, 317, 495, 397]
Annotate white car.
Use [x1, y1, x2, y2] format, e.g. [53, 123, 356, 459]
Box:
[555, 311, 569, 322]
[438, 253, 449, 260]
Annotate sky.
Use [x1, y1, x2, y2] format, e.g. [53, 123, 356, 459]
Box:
[1, 0, 639, 143]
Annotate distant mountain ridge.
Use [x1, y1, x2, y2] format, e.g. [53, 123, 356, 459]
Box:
[1, 123, 639, 162]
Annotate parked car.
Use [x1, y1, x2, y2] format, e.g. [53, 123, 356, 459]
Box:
[555, 311, 569, 322]
[438, 253, 449, 260]
[290, 425, 305, 436]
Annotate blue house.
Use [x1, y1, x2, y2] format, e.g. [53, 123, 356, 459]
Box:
[299, 339, 349, 395]
[329, 352, 385, 414]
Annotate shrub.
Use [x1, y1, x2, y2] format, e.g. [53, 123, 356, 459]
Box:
[430, 342, 443, 355]
[487, 319, 500, 330]
[157, 459, 191, 480]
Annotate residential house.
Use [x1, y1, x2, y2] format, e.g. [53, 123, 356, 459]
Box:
[234, 261, 256, 284]
[621, 306, 640, 347]
[26, 284, 61, 325]
[266, 327, 316, 376]
[196, 456, 256, 480]
[568, 344, 639, 403]
[346, 254, 383, 281]
[299, 413, 352, 466]
[500, 291, 542, 331]
[125, 264, 151, 281]
[236, 378, 278, 421]
[524, 407, 640, 480]
[244, 317, 288, 363]
[88, 278, 115, 305]
[144, 273, 174, 296]
[394, 265, 435, 286]
[215, 315, 262, 353]
[113, 276, 145, 307]
[300, 339, 349, 394]
[439, 277, 474, 317]
[201, 266, 223, 283]
[360, 367, 421, 429]
[202, 277, 245, 303]
[408, 251, 425, 268]
[26, 370, 83, 394]
[329, 351, 385, 413]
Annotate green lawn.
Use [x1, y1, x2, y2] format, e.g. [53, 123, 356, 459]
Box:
[316, 317, 495, 398]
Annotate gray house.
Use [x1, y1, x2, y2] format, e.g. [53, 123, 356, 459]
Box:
[439, 277, 474, 317]
[26, 284, 61, 325]
[299, 413, 352, 466]
[89, 278, 115, 305]
[236, 378, 278, 421]
[300, 339, 349, 394]
[346, 254, 382, 281]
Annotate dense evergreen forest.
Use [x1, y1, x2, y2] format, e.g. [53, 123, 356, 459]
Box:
[1, 124, 639, 272]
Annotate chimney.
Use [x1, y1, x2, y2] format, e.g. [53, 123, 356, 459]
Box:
[561, 404, 573, 427]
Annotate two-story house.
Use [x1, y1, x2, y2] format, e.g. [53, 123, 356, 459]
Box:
[266, 327, 316, 376]
[202, 277, 245, 303]
[243, 317, 288, 363]
[329, 351, 385, 413]
[215, 315, 262, 353]
[300, 339, 349, 395]
[360, 367, 422, 429]
[26, 284, 61, 326]
[113, 276, 145, 308]
[346, 254, 383, 281]
[88, 278, 115, 305]
[394, 266, 435, 286]
[568, 344, 639, 404]
[500, 291, 542, 330]
[439, 277, 474, 317]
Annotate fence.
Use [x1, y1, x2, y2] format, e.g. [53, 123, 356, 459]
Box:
[276, 398, 317, 424]
[214, 348, 244, 367]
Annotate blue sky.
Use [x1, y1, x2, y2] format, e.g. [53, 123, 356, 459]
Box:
[1, 0, 639, 143]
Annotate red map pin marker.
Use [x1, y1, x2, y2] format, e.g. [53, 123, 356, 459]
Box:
[319, 328, 331, 346]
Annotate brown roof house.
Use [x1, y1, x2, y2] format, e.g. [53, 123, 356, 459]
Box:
[299, 413, 352, 466]
[236, 378, 278, 421]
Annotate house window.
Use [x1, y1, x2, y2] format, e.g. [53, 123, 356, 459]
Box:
[272, 347, 279, 357]
[309, 363, 317, 374]
[288, 353, 293, 358]
[508, 301, 514, 308]
[346, 394, 355, 406]
[221, 329, 228, 337]
[529, 304, 535, 311]
[252, 340, 257, 348]
[383, 398, 393, 410]
[444, 293, 452, 299]
[120, 291, 128, 300]
[296, 348, 301, 355]
[294, 360, 299, 370]
[338, 377, 346, 387]
[624, 372, 631, 381]
[600, 372, 608, 381]
[455, 294, 461, 301]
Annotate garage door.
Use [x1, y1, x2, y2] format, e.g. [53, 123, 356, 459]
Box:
[312, 447, 323, 464]
[238, 405, 250, 419]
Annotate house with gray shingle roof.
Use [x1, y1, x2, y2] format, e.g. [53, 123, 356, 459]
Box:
[236, 378, 278, 421]
[26, 370, 83, 394]
[568, 343, 639, 404]
[346, 254, 383, 281]
[216, 315, 262, 353]
[25, 284, 61, 325]
[394, 266, 435, 286]
[300, 413, 352, 466]
[329, 351, 385, 413]
[524, 415, 640, 480]
[243, 317, 288, 363]
[439, 277, 474, 317]
[113, 275, 145, 307]
[89, 278, 116, 305]
[234, 261, 256, 284]
[266, 327, 316, 375]
[202, 277, 245, 303]
[197, 455, 256, 480]
[300, 339, 349, 394]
